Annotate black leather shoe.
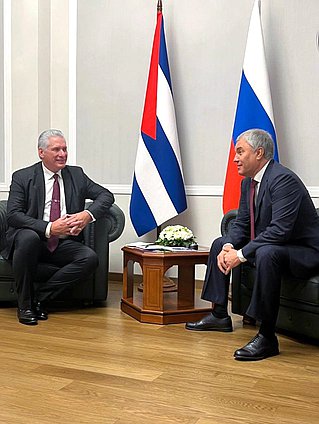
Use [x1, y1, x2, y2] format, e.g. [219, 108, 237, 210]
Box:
[33, 302, 48, 320]
[185, 313, 233, 332]
[17, 309, 38, 325]
[234, 333, 279, 361]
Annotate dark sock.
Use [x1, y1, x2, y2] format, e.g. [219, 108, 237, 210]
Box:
[212, 303, 228, 318]
[259, 322, 276, 340]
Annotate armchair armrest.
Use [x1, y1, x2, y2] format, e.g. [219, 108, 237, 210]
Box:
[220, 209, 238, 236]
[0, 200, 8, 252]
[107, 204, 125, 242]
[83, 202, 125, 248]
[83, 201, 125, 300]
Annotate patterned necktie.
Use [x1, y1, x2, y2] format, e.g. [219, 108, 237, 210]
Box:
[47, 174, 60, 252]
[250, 179, 258, 240]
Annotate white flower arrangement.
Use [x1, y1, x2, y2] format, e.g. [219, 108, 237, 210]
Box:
[156, 225, 197, 248]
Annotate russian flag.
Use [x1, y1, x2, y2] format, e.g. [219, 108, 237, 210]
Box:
[223, 0, 279, 214]
[130, 1, 187, 237]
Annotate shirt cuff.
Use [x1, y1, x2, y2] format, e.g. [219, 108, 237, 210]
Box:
[85, 210, 96, 222]
[222, 243, 233, 250]
[45, 222, 52, 238]
[237, 249, 247, 263]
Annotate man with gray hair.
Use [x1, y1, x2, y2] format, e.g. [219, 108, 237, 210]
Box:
[2, 129, 114, 325]
[186, 129, 319, 360]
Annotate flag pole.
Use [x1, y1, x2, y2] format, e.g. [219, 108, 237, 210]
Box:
[156, 0, 162, 241]
[156, 0, 176, 292]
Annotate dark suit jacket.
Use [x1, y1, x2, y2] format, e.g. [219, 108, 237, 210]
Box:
[224, 160, 319, 275]
[2, 162, 114, 259]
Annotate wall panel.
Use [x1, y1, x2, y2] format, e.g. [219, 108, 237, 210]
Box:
[0, 0, 4, 183]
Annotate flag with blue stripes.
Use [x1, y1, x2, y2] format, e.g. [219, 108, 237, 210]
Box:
[130, 7, 187, 237]
[223, 0, 279, 213]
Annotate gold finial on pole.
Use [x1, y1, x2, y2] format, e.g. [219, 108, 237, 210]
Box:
[157, 0, 162, 13]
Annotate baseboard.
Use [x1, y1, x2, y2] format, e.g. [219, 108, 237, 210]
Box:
[109, 272, 143, 284]
[109, 272, 204, 289]
[109, 272, 123, 282]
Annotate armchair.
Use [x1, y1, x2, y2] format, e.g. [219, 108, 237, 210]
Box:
[0, 199, 125, 304]
[221, 209, 319, 341]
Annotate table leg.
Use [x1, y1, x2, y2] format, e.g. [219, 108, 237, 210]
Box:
[177, 264, 195, 306]
[123, 258, 134, 299]
[142, 261, 164, 311]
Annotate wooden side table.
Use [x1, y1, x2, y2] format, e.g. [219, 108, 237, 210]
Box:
[121, 246, 212, 324]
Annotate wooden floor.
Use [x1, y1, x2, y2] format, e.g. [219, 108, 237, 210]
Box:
[0, 282, 318, 424]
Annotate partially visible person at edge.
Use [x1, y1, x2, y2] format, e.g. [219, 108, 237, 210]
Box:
[1, 129, 114, 325]
[186, 128, 319, 361]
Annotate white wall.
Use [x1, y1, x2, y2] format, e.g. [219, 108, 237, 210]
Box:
[0, 0, 4, 183]
[1, 0, 319, 279]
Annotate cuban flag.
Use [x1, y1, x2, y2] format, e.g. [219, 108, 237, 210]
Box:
[223, 0, 279, 214]
[130, 2, 187, 237]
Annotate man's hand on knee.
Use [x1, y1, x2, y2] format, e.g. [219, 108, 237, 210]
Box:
[224, 249, 241, 275]
[217, 250, 229, 274]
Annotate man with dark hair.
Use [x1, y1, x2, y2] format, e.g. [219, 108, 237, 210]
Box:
[2, 129, 114, 325]
[186, 129, 319, 360]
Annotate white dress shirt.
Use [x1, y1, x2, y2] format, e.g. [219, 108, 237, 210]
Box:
[42, 164, 66, 238]
[236, 160, 271, 262]
[42, 164, 95, 238]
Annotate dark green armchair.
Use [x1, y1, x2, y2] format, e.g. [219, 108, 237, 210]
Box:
[221, 209, 319, 341]
[0, 199, 125, 304]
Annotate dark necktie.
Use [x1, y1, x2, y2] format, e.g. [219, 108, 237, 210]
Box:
[47, 174, 61, 252]
[250, 179, 258, 240]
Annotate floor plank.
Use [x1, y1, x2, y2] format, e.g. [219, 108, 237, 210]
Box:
[0, 282, 318, 423]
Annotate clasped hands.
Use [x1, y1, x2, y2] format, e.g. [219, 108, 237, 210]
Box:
[50, 211, 92, 237]
[217, 244, 241, 275]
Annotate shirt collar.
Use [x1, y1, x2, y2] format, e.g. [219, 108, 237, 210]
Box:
[42, 163, 62, 180]
[253, 160, 270, 184]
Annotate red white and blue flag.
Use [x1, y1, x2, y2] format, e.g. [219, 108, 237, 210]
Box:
[130, 2, 187, 237]
[223, 0, 279, 213]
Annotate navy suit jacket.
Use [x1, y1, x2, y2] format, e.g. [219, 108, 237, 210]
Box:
[224, 160, 319, 275]
[2, 162, 114, 259]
